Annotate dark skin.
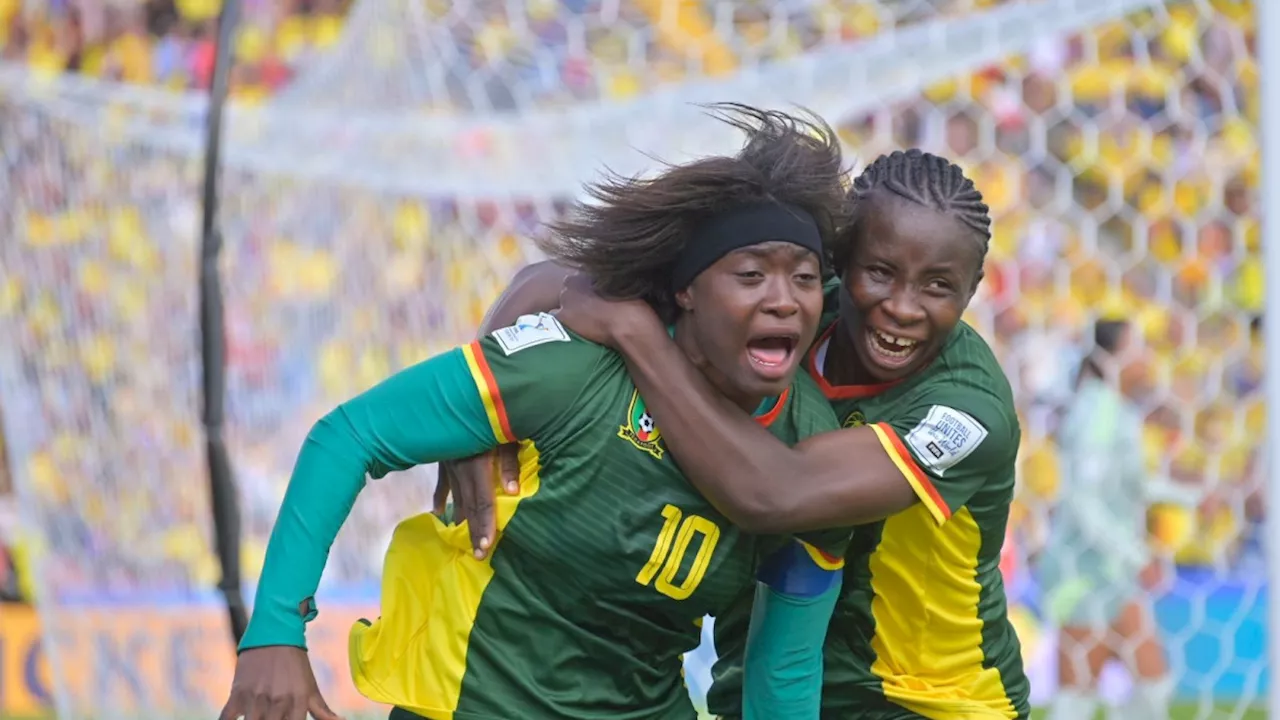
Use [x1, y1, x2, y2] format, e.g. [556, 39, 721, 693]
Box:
[450, 192, 986, 552]
[437, 243, 826, 551]
[219, 243, 824, 720]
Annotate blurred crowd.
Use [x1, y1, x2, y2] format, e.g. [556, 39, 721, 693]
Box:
[0, 0, 1265, 617]
[1, 0, 350, 99]
[1, 0, 1004, 108]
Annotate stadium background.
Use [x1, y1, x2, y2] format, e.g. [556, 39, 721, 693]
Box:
[0, 0, 1268, 718]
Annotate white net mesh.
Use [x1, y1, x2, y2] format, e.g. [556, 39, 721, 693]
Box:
[0, 0, 1266, 718]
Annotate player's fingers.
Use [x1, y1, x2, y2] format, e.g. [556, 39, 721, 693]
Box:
[265, 693, 294, 720]
[309, 692, 346, 720]
[241, 693, 265, 720]
[450, 456, 486, 558]
[283, 694, 310, 720]
[433, 463, 453, 516]
[463, 453, 499, 556]
[218, 694, 245, 720]
[498, 443, 521, 495]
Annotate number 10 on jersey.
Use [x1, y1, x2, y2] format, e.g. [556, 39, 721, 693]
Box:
[636, 504, 721, 601]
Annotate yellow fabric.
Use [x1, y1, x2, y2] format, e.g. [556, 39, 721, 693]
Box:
[349, 441, 543, 717]
[867, 505, 1018, 719]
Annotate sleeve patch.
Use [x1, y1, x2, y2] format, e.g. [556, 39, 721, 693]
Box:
[491, 313, 570, 356]
[904, 405, 988, 476]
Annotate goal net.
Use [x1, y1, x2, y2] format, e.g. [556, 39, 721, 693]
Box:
[0, 0, 1265, 718]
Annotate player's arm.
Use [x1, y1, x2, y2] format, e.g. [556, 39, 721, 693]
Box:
[742, 537, 845, 720]
[610, 314, 1012, 533]
[480, 260, 574, 330]
[240, 316, 597, 652]
[609, 315, 907, 532]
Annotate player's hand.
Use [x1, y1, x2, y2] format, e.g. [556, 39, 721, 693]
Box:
[442, 445, 522, 559]
[219, 646, 342, 720]
[555, 273, 663, 349]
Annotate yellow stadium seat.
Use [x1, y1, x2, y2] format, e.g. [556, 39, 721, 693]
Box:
[276, 16, 309, 61]
[176, 0, 220, 23]
[113, 33, 154, 84]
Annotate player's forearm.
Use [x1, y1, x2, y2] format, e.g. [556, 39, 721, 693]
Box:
[614, 325, 799, 531]
[478, 261, 574, 335]
[614, 325, 915, 532]
[742, 564, 842, 720]
[239, 409, 372, 651]
[240, 352, 496, 651]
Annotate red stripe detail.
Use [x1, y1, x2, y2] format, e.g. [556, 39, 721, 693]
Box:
[805, 323, 902, 400]
[810, 544, 842, 566]
[876, 422, 951, 521]
[754, 387, 790, 427]
[469, 340, 516, 443]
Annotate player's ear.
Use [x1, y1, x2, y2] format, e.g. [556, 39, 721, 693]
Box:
[675, 287, 694, 312]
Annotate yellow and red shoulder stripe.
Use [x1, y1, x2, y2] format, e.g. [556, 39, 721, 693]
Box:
[462, 341, 517, 445]
[797, 539, 844, 571]
[869, 422, 951, 524]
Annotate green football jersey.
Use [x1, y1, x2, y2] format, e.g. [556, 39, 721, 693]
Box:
[351, 313, 844, 720]
[809, 317, 1030, 720]
[708, 308, 1030, 720]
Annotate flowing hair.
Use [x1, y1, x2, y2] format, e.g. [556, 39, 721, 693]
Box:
[537, 103, 849, 322]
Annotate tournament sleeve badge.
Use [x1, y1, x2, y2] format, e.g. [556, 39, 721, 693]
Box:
[492, 312, 571, 356]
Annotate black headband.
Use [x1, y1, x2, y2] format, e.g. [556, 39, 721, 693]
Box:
[671, 202, 823, 290]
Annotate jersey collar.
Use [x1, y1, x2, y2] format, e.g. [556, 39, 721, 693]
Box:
[805, 322, 904, 400]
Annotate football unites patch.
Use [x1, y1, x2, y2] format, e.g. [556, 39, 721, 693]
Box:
[492, 312, 571, 356]
[904, 405, 988, 475]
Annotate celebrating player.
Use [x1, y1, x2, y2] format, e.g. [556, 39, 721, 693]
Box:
[218, 104, 852, 720]
[449, 149, 1032, 719]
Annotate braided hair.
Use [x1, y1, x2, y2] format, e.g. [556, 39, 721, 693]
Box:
[832, 149, 991, 273]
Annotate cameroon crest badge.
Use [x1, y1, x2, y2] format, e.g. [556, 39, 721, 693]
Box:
[843, 410, 866, 428]
[619, 389, 664, 459]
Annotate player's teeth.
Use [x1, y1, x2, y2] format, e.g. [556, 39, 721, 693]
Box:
[873, 329, 917, 349]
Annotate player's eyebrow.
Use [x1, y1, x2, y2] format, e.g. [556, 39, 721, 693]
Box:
[734, 243, 816, 261]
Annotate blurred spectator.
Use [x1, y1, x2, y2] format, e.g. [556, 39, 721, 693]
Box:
[1036, 319, 1178, 720]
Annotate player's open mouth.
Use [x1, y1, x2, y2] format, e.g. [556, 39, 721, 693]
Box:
[866, 328, 922, 369]
[746, 335, 799, 381]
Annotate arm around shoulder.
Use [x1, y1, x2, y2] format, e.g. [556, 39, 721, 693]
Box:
[479, 261, 574, 334]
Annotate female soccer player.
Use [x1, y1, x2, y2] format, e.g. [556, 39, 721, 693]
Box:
[449, 149, 1033, 719]
[1039, 318, 1173, 720]
[218, 105, 851, 720]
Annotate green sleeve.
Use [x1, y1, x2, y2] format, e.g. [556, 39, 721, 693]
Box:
[742, 577, 842, 720]
[740, 529, 844, 718]
[880, 385, 1019, 524]
[706, 378, 850, 719]
[239, 313, 607, 652]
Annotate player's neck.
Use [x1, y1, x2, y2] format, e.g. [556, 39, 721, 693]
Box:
[672, 318, 764, 414]
[827, 322, 876, 385]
